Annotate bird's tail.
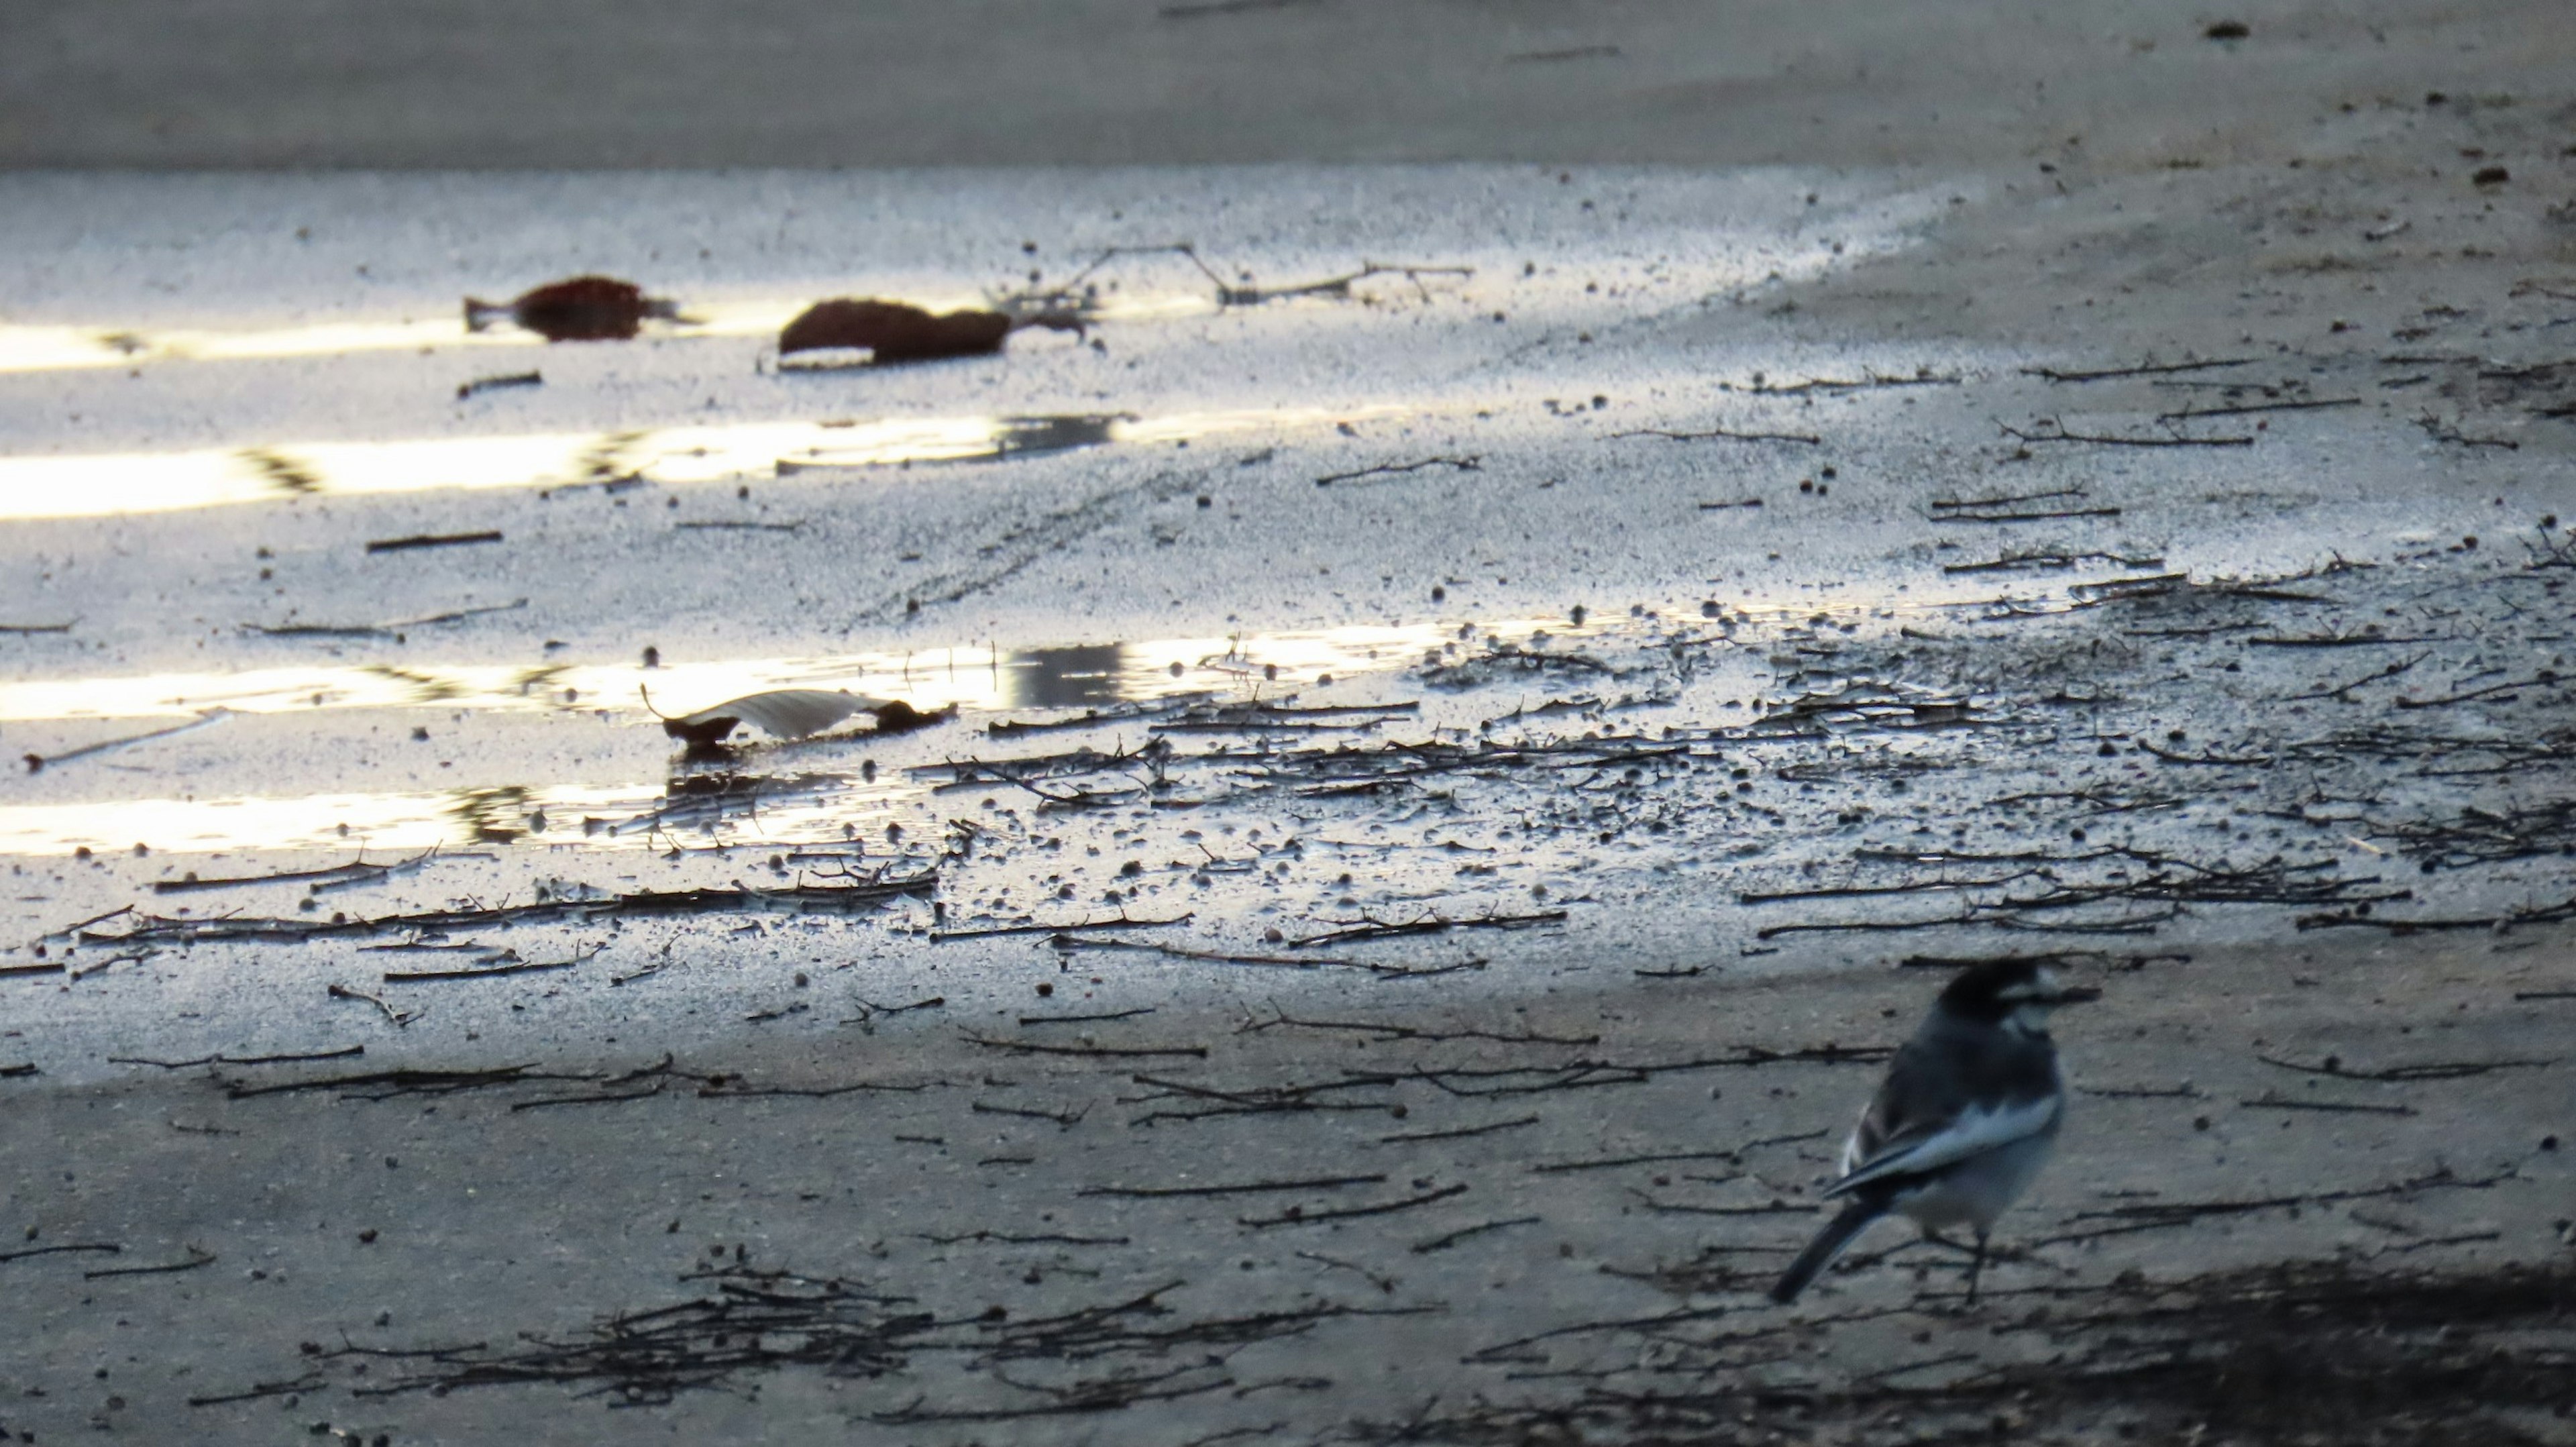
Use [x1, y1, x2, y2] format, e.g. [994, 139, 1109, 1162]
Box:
[1770, 1198, 1884, 1304]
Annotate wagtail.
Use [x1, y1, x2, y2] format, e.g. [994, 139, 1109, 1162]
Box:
[1771, 958, 2098, 1305]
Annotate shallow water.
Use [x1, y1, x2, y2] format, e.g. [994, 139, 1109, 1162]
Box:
[0, 164, 2558, 998]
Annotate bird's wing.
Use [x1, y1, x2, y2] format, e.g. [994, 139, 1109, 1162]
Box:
[1823, 1091, 2060, 1197]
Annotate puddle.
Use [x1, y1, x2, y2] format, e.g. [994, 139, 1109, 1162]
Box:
[0, 764, 942, 857]
[0, 292, 1217, 375]
[0, 782, 692, 856]
[0, 407, 1393, 521]
[0, 616, 1589, 724]
[0, 614, 1673, 855]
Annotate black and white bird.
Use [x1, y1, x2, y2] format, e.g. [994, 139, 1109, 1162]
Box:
[1770, 959, 2098, 1305]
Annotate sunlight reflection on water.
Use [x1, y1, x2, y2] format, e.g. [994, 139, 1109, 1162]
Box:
[0, 406, 1392, 521]
[0, 613, 1642, 853]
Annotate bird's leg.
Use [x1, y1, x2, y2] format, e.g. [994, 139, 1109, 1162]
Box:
[1964, 1230, 1990, 1306]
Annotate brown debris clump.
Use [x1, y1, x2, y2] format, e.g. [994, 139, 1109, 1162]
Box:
[464, 276, 678, 341]
[777, 298, 1080, 364]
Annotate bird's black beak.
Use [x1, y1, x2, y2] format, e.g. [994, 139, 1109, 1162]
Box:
[2051, 985, 2103, 1004]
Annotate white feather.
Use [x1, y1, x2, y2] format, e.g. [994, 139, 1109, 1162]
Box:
[1823, 1093, 2061, 1198]
[676, 689, 877, 740]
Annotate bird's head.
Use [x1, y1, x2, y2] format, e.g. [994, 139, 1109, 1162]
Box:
[1939, 958, 2101, 1035]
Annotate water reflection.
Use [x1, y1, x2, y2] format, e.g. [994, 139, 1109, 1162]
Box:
[0, 615, 1580, 725]
[447, 784, 535, 844]
[239, 447, 322, 496]
[0, 773, 913, 856]
[1006, 643, 1130, 708]
[0, 613, 1672, 855]
[776, 413, 1128, 473]
[609, 770, 859, 841]
[0, 784, 639, 855]
[0, 290, 1216, 375]
[0, 407, 1374, 521]
[363, 665, 470, 705]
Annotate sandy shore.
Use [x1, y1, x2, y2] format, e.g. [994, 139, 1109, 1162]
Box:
[5, 5, 2576, 1442]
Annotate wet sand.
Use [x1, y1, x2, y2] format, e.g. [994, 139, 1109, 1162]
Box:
[6, 9, 2576, 1444]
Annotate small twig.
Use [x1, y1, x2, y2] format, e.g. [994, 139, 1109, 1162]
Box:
[505, 1083, 669, 1112]
[365, 530, 504, 553]
[1531, 1134, 1823, 1175]
[1287, 908, 1566, 949]
[1050, 933, 1465, 977]
[969, 1098, 1090, 1128]
[1239, 1182, 1468, 1228]
[1295, 1249, 1399, 1293]
[1019, 1007, 1157, 1026]
[84, 1246, 216, 1279]
[1625, 1190, 1810, 1217]
[244, 598, 528, 639]
[2137, 739, 2274, 766]
[1079, 1173, 1387, 1199]
[1613, 427, 1819, 445]
[152, 848, 436, 895]
[2255, 1053, 2557, 1082]
[24, 710, 229, 773]
[2023, 358, 2256, 383]
[2249, 633, 2442, 647]
[1238, 1008, 1599, 1046]
[1943, 550, 2164, 575]
[1929, 484, 2123, 523]
[1737, 372, 1958, 395]
[382, 943, 603, 983]
[2156, 396, 2361, 421]
[2396, 672, 2561, 710]
[1314, 457, 1483, 488]
[2284, 651, 2432, 703]
[34, 904, 133, 943]
[455, 370, 542, 400]
[2416, 415, 2518, 449]
[111, 1046, 364, 1069]
[0, 1242, 121, 1264]
[185, 1375, 326, 1408]
[1378, 1114, 1541, 1144]
[1411, 1216, 1542, 1253]
[2238, 1093, 2416, 1116]
[918, 1229, 1131, 1246]
[932, 910, 1193, 942]
[843, 996, 946, 1026]
[327, 982, 421, 1027]
[963, 1034, 1208, 1060]
[2000, 419, 2254, 447]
